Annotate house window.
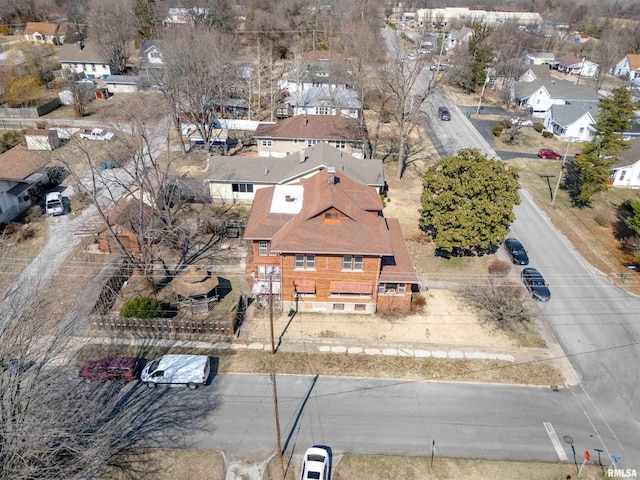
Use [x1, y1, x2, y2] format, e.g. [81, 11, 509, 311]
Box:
[258, 265, 280, 281]
[261, 140, 272, 148]
[333, 303, 344, 310]
[259, 241, 268, 256]
[232, 183, 254, 193]
[620, 170, 626, 181]
[294, 254, 315, 270]
[307, 139, 320, 147]
[578, 127, 584, 135]
[315, 106, 330, 115]
[354, 304, 366, 311]
[342, 255, 363, 271]
[335, 140, 346, 149]
[293, 139, 299, 144]
[398, 284, 406, 295]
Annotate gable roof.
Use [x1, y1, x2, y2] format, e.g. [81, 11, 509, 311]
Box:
[515, 80, 599, 102]
[24, 22, 62, 36]
[549, 102, 599, 127]
[628, 54, 640, 71]
[285, 85, 362, 110]
[208, 143, 384, 187]
[254, 115, 367, 142]
[244, 169, 393, 256]
[0, 145, 49, 181]
[379, 218, 419, 284]
[58, 41, 104, 64]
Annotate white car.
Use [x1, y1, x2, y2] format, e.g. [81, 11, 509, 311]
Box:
[406, 53, 416, 61]
[300, 446, 329, 480]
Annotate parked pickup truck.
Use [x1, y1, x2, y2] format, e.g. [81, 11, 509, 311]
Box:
[141, 354, 210, 389]
[79, 128, 114, 141]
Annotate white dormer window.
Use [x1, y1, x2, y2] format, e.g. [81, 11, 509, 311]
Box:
[261, 140, 272, 148]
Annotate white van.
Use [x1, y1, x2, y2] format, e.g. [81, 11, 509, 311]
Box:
[140, 354, 210, 390]
[45, 192, 64, 216]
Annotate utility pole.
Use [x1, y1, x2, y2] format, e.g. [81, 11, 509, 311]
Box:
[269, 267, 275, 354]
[271, 371, 285, 479]
[552, 139, 572, 204]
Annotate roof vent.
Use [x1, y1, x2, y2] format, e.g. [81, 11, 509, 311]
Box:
[327, 166, 336, 174]
[285, 195, 295, 202]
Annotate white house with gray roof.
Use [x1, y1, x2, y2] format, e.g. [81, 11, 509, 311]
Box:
[206, 143, 385, 204]
[285, 85, 361, 119]
[543, 102, 598, 141]
[511, 80, 599, 118]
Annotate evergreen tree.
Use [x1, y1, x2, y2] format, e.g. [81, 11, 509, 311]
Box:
[419, 149, 520, 254]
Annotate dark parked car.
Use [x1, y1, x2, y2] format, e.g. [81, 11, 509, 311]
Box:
[504, 238, 529, 265]
[79, 357, 141, 382]
[438, 106, 451, 121]
[521, 268, 551, 302]
[537, 148, 562, 159]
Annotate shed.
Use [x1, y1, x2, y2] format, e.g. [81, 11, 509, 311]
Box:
[24, 129, 61, 150]
[104, 75, 139, 93]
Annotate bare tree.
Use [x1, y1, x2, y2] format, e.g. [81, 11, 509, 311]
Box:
[374, 36, 439, 179]
[464, 277, 532, 330]
[60, 0, 88, 40]
[159, 25, 239, 151]
[87, 0, 138, 74]
[590, 28, 624, 89]
[0, 254, 210, 479]
[0, 0, 55, 23]
[17, 43, 58, 87]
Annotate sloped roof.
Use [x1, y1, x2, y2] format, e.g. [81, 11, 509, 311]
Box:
[58, 41, 104, 63]
[24, 22, 60, 36]
[170, 265, 219, 297]
[254, 115, 367, 142]
[0, 145, 49, 181]
[244, 169, 393, 256]
[379, 218, 419, 284]
[549, 102, 599, 127]
[515, 80, 599, 102]
[302, 50, 334, 62]
[285, 85, 361, 110]
[628, 54, 640, 71]
[557, 55, 583, 67]
[207, 143, 384, 187]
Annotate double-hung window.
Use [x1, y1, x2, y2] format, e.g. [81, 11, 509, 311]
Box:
[343, 255, 363, 271]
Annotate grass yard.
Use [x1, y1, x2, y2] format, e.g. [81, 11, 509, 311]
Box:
[266, 453, 603, 480]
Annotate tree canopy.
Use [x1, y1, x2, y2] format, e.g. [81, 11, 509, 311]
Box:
[570, 87, 637, 206]
[419, 148, 520, 254]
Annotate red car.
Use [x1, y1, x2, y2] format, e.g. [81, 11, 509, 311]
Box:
[79, 357, 141, 382]
[537, 148, 562, 159]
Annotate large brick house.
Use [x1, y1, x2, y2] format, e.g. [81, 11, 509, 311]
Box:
[243, 169, 419, 314]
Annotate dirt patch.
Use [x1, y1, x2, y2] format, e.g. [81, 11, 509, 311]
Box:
[100, 450, 225, 480]
[250, 289, 519, 347]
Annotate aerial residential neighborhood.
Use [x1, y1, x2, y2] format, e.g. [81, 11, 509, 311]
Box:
[1, 0, 640, 479]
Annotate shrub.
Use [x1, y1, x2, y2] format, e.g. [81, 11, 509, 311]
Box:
[533, 123, 544, 133]
[492, 125, 504, 136]
[593, 211, 612, 228]
[120, 296, 165, 318]
[542, 131, 554, 138]
[411, 294, 427, 312]
[488, 259, 512, 276]
[13, 226, 36, 243]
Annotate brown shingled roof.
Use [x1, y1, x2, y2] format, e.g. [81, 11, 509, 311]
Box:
[0, 145, 49, 181]
[379, 218, 419, 284]
[245, 169, 392, 256]
[24, 22, 60, 36]
[629, 54, 640, 71]
[254, 115, 367, 142]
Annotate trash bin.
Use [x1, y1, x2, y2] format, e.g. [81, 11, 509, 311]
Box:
[466, 111, 471, 118]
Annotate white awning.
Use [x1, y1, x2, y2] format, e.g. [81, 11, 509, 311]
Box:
[252, 281, 280, 295]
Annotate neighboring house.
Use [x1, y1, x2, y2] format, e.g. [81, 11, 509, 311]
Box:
[285, 85, 361, 119]
[524, 52, 555, 65]
[24, 129, 61, 150]
[543, 102, 598, 142]
[162, 7, 208, 27]
[253, 115, 368, 158]
[95, 199, 158, 254]
[207, 143, 385, 203]
[58, 41, 111, 79]
[511, 80, 599, 117]
[612, 54, 640, 84]
[285, 50, 350, 93]
[0, 145, 50, 224]
[137, 39, 166, 88]
[0, 47, 27, 76]
[243, 168, 419, 314]
[447, 26, 473, 51]
[555, 55, 598, 77]
[104, 75, 139, 93]
[415, 7, 542, 26]
[609, 140, 640, 188]
[23, 22, 67, 44]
